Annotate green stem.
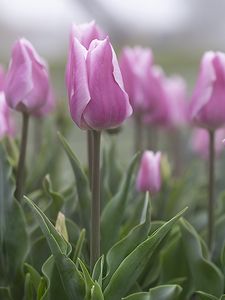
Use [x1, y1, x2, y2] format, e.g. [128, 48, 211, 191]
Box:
[87, 130, 93, 188]
[15, 112, 29, 202]
[134, 114, 143, 153]
[90, 130, 101, 269]
[208, 130, 215, 252]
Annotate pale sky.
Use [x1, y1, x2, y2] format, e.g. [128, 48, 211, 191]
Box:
[0, 0, 218, 61]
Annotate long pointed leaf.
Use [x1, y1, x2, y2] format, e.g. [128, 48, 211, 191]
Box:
[104, 208, 187, 300]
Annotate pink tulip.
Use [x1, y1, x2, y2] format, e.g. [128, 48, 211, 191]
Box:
[0, 65, 5, 91]
[66, 21, 105, 93]
[119, 47, 153, 113]
[143, 66, 169, 126]
[164, 75, 188, 128]
[136, 151, 161, 194]
[4, 38, 50, 115]
[191, 128, 225, 159]
[71, 20, 105, 49]
[66, 36, 132, 130]
[0, 92, 15, 139]
[190, 51, 225, 131]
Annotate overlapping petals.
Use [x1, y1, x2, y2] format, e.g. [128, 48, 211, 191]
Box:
[4, 38, 50, 115]
[67, 35, 132, 130]
[190, 51, 225, 130]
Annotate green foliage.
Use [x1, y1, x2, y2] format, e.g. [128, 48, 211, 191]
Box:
[101, 153, 140, 253]
[0, 143, 28, 298]
[1, 132, 225, 300]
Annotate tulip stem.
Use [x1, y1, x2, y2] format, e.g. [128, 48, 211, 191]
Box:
[208, 130, 215, 252]
[87, 130, 93, 187]
[15, 112, 29, 202]
[90, 130, 101, 269]
[134, 114, 143, 153]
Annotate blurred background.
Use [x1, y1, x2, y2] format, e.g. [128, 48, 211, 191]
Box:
[1, 0, 225, 181]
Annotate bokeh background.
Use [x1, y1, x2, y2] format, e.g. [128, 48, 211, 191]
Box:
[1, 0, 225, 185]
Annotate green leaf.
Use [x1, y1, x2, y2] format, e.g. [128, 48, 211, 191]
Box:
[101, 153, 140, 253]
[103, 208, 187, 300]
[0, 143, 28, 297]
[92, 256, 104, 287]
[123, 285, 182, 300]
[43, 175, 64, 222]
[180, 219, 224, 297]
[28, 236, 50, 273]
[213, 215, 225, 264]
[58, 132, 90, 233]
[37, 277, 46, 300]
[41, 255, 69, 300]
[102, 140, 122, 197]
[24, 263, 41, 292]
[79, 259, 94, 300]
[24, 273, 35, 300]
[194, 291, 218, 300]
[24, 196, 85, 300]
[91, 281, 104, 300]
[73, 229, 86, 266]
[104, 193, 151, 287]
[0, 287, 13, 300]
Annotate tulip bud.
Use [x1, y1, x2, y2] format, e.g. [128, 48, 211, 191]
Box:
[136, 151, 162, 194]
[191, 128, 225, 159]
[190, 51, 225, 131]
[4, 38, 50, 115]
[66, 35, 132, 130]
[0, 92, 15, 139]
[119, 47, 153, 113]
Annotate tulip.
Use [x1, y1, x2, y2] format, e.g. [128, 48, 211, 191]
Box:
[190, 51, 225, 251]
[119, 47, 153, 152]
[136, 151, 161, 194]
[65, 21, 106, 190]
[190, 51, 225, 130]
[4, 38, 51, 203]
[66, 31, 132, 269]
[192, 128, 225, 159]
[0, 92, 15, 139]
[0, 65, 5, 91]
[67, 37, 132, 130]
[4, 38, 49, 115]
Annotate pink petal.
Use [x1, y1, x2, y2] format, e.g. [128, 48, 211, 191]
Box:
[83, 37, 132, 130]
[68, 37, 91, 128]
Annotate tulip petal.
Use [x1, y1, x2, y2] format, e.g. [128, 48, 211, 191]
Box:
[5, 39, 49, 114]
[83, 38, 132, 130]
[191, 51, 225, 129]
[190, 52, 216, 119]
[5, 40, 33, 110]
[69, 38, 91, 128]
[120, 47, 153, 112]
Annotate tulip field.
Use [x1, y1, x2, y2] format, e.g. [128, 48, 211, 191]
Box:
[1, 21, 225, 300]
